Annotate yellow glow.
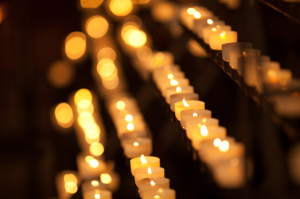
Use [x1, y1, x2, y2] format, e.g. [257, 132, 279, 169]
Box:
[133, 142, 139, 146]
[90, 142, 104, 156]
[109, 0, 133, 16]
[65, 182, 78, 194]
[154, 195, 160, 199]
[101, 173, 112, 184]
[194, 12, 201, 19]
[202, 118, 206, 122]
[48, 60, 74, 88]
[65, 32, 86, 60]
[152, 2, 175, 22]
[200, 125, 208, 136]
[77, 100, 94, 114]
[193, 113, 197, 117]
[128, 30, 147, 47]
[85, 135, 100, 145]
[148, 167, 152, 174]
[55, 103, 74, 128]
[64, 174, 77, 184]
[187, 8, 196, 15]
[80, 0, 103, 8]
[116, 101, 126, 110]
[74, 89, 93, 105]
[85, 127, 100, 140]
[86, 15, 109, 38]
[207, 19, 213, 25]
[141, 155, 147, 164]
[125, 114, 133, 122]
[176, 87, 181, 92]
[136, 46, 152, 61]
[97, 58, 116, 78]
[168, 74, 174, 79]
[150, 181, 155, 186]
[85, 156, 94, 163]
[213, 138, 221, 147]
[78, 112, 94, 128]
[267, 70, 278, 83]
[97, 47, 116, 61]
[91, 180, 99, 186]
[127, 123, 134, 131]
[89, 159, 99, 168]
[219, 140, 229, 152]
[182, 99, 190, 107]
[170, 79, 178, 86]
[212, 28, 217, 32]
[220, 32, 226, 39]
[155, 53, 165, 64]
[158, 188, 163, 193]
[95, 193, 100, 199]
[121, 24, 138, 41]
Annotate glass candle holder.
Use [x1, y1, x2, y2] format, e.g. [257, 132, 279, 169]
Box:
[76, 154, 107, 180]
[193, 15, 219, 35]
[130, 156, 160, 175]
[222, 42, 253, 62]
[134, 167, 165, 185]
[83, 189, 112, 199]
[203, 24, 230, 44]
[141, 188, 176, 199]
[138, 177, 170, 195]
[186, 118, 219, 139]
[175, 100, 205, 121]
[209, 31, 238, 50]
[170, 93, 199, 112]
[123, 137, 152, 158]
[165, 86, 194, 104]
[158, 78, 190, 95]
[180, 109, 212, 129]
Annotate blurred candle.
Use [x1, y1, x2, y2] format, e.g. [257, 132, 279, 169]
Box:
[203, 25, 231, 44]
[193, 15, 217, 34]
[141, 188, 176, 199]
[169, 93, 199, 112]
[180, 109, 212, 129]
[134, 167, 165, 185]
[77, 154, 107, 180]
[138, 177, 170, 195]
[56, 171, 79, 199]
[165, 86, 194, 104]
[175, 100, 205, 121]
[145, 52, 174, 72]
[130, 155, 160, 175]
[159, 78, 190, 96]
[123, 137, 152, 158]
[209, 31, 237, 50]
[186, 118, 219, 139]
[83, 189, 112, 199]
[222, 42, 253, 62]
[154, 71, 185, 84]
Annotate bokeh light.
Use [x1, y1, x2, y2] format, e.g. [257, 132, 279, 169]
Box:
[55, 103, 74, 128]
[65, 32, 86, 60]
[90, 142, 104, 156]
[97, 47, 116, 61]
[80, 0, 103, 8]
[74, 89, 93, 105]
[48, 60, 74, 88]
[85, 15, 109, 38]
[152, 2, 176, 23]
[100, 173, 112, 184]
[109, 0, 133, 16]
[136, 46, 152, 61]
[128, 30, 147, 47]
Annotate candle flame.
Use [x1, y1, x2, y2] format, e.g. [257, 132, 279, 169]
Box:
[133, 142, 139, 146]
[150, 181, 155, 186]
[187, 8, 196, 15]
[141, 155, 147, 164]
[194, 12, 201, 19]
[154, 195, 160, 199]
[207, 19, 213, 25]
[168, 74, 174, 79]
[170, 79, 178, 86]
[193, 113, 197, 117]
[125, 114, 133, 122]
[116, 101, 125, 110]
[127, 123, 134, 131]
[89, 159, 99, 168]
[148, 167, 152, 174]
[85, 156, 94, 163]
[219, 140, 229, 152]
[182, 99, 190, 107]
[176, 87, 181, 92]
[100, 173, 112, 184]
[95, 194, 100, 198]
[91, 180, 99, 186]
[220, 32, 226, 38]
[212, 28, 217, 32]
[200, 125, 208, 136]
[213, 138, 221, 147]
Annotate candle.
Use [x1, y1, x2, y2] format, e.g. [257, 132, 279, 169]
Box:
[209, 31, 238, 50]
[82, 180, 108, 194]
[186, 118, 219, 139]
[169, 93, 199, 112]
[141, 188, 176, 199]
[138, 177, 170, 195]
[174, 100, 205, 121]
[158, 78, 190, 95]
[241, 49, 261, 86]
[145, 52, 174, 72]
[120, 130, 149, 145]
[77, 154, 107, 180]
[222, 42, 253, 62]
[193, 15, 218, 34]
[56, 171, 79, 199]
[180, 109, 212, 129]
[116, 120, 146, 138]
[152, 65, 181, 82]
[123, 137, 152, 158]
[165, 86, 194, 104]
[130, 155, 160, 175]
[203, 25, 231, 44]
[265, 69, 292, 86]
[134, 167, 165, 185]
[211, 157, 245, 188]
[154, 71, 185, 85]
[83, 189, 112, 199]
[100, 172, 120, 192]
[182, 7, 213, 30]
[261, 61, 280, 83]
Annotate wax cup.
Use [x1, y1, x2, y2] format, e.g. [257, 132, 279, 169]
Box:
[209, 31, 238, 50]
[83, 189, 112, 199]
[170, 93, 199, 111]
[134, 167, 165, 185]
[123, 137, 152, 158]
[186, 118, 219, 139]
[175, 100, 205, 121]
[130, 156, 160, 175]
[138, 177, 170, 195]
[180, 109, 212, 129]
[141, 188, 176, 199]
[165, 86, 194, 104]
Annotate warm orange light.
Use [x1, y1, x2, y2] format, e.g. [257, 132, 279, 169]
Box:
[65, 182, 78, 194]
[85, 126, 100, 140]
[109, 0, 133, 16]
[90, 142, 104, 156]
[194, 12, 201, 19]
[77, 100, 94, 114]
[187, 8, 196, 15]
[150, 181, 155, 186]
[85, 155, 94, 163]
[148, 167, 152, 174]
[125, 114, 133, 122]
[85, 15, 109, 38]
[89, 159, 99, 168]
[78, 111, 94, 128]
[101, 173, 112, 184]
[95, 194, 100, 199]
[116, 101, 126, 110]
[97, 47, 116, 61]
[219, 140, 229, 152]
[133, 142, 139, 146]
[128, 30, 147, 47]
[155, 53, 165, 64]
[48, 60, 74, 88]
[91, 180, 99, 186]
[141, 155, 147, 164]
[74, 89, 93, 105]
[207, 19, 213, 25]
[64, 174, 77, 184]
[213, 138, 221, 147]
[55, 103, 74, 128]
[182, 99, 190, 107]
[154, 195, 160, 199]
[193, 113, 197, 117]
[170, 79, 178, 86]
[136, 46, 152, 61]
[127, 123, 134, 131]
[212, 28, 217, 32]
[220, 32, 226, 39]
[168, 74, 174, 79]
[152, 2, 175, 22]
[267, 70, 278, 83]
[80, 0, 103, 8]
[97, 59, 116, 77]
[176, 87, 181, 92]
[102, 76, 119, 89]
[200, 125, 208, 136]
[65, 32, 86, 60]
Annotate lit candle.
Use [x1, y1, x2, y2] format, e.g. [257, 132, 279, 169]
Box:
[100, 172, 120, 192]
[152, 65, 181, 82]
[181, 7, 213, 30]
[83, 189, 112, 199]
[154, 71, 185, 85]
[158, 78, 190, 95]
[169, 93, 199, 112]
[116, 120, 146, 138]
[174, 100, 205, 121]
[134, 167, 165, 185]
[192, 13, 217, 33]
[141, 188, 176, 199]
[209, 31, 238, 50]
[180, 109, 212, 129]
[123, 137, 152, 158]
[186, 118, 219, 139]
[55, 171, 79, 199]
[165, 86, 194, 104]
[222, 42, 253, 62]
[120, 130, 149, 146]
[130, 155, 160, 175]
[138, 177, 170, 195]
[82, 180, 107, 194]
[203, 25, 231, 44]
[77, 154, 107, 180]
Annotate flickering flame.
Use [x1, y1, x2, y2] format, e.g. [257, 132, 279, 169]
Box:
[89, 159, 99, 168]
[212, 28, 217, 32]
[64, 174, 77, 184]
[150, 181, 155, 186]
[187, 8, 196, 15]
[182, 99, 190, 107]
[85, 156, 94, 163]
[74, 89, 93, 105]
[116, 101, 125, 110]
[219, 140, 229, 152]
[176, 87, 181, 92]
[148, 167, 152, 174]
[125, 114, 133, 122]
[128, 30, 147, 47]
[168, 74, 174, 79]
[141, 155, 147, 164]
[200, 125, 208, 136]
[170, 79, 178, 86]
[91, 180, 99, 186]
[95, 194, 100, 198]
[133, 142, 139, 146]
[154, 195, 160, 199]
[207, 19, 213, 24]
[127, 123, 134, 131]
[101, 173, 112, 184]
[109, 0, 133, 16]
[85, 15, 108, 38]
[90, 142, 104, 156]
[194, 12, 201, 19]
[220, 32, 226, 38]
[193, 113, 197, 116]
[213, 138, 221, 147]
